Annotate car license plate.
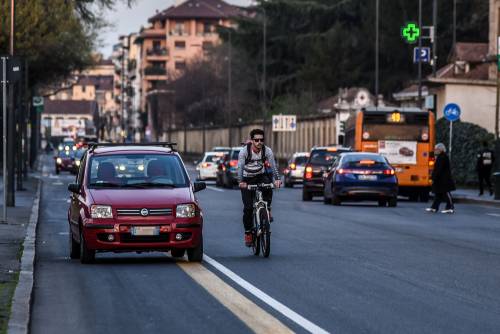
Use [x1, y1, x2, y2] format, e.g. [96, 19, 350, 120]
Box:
[131, 226, 159, 236]
[358, 175, 377, 181]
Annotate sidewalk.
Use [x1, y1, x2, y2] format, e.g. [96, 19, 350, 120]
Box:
[0, 177, 39, 334]
[452, 188, 500, 206]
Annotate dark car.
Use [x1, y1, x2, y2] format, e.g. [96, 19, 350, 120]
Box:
[215, 152, 230, 187]
[302, 146, 351, 201]
[323, 152, 398, 207]
[71, 148, 86, 174]
[67, 143, 206, 264]
[220, 146, 242, 188]
[55, 149, 76, 174]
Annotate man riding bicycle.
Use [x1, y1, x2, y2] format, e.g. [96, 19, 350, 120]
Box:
[238, 129, 281, 246]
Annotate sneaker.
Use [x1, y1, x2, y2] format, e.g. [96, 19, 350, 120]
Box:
[244, 232, 253, 247]
[441, 209, 455, 214]
[425, 208, 437, 213]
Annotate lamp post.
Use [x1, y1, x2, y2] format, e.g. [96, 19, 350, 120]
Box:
[375, 0, 379, 107]
[417, 0, 423, 108]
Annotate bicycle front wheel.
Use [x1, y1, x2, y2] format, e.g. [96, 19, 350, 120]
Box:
[259, 209, 271, 258]
[252, 214, 260, 256]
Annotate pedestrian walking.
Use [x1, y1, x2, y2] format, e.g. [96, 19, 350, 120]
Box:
[477, 141, 494, 196]
[426, 143, 455, 214]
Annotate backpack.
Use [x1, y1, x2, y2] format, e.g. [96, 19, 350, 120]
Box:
[245, 143, 267, 166]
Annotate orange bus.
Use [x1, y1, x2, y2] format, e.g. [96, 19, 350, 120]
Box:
[344, 107, 435, 201]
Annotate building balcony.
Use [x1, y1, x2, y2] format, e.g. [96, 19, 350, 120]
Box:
[144, 66, 167, 76]
[146, 48, 168, 57]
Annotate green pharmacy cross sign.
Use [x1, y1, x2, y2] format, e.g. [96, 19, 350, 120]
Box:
[401, 22, 420, 44]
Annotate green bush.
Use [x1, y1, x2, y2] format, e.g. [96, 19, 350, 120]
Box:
[436, 118, 495, 185]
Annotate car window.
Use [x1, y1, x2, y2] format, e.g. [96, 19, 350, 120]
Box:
[77, 152, 87, 184]
[293, 156, 308, 166]
[309, 150, 339, 165]
[204, 154, 224, 163]
[341, 154, 387, 168]
[87, 154, 189, 188]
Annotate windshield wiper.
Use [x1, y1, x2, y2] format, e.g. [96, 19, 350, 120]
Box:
[89, 182, 121, 188]
[122, 182, 177, 188]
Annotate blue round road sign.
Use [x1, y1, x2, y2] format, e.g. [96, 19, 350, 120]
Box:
[443, 103, 461, 122]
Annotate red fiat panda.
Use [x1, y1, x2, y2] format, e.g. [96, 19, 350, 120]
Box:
[67, 143, 206, 264]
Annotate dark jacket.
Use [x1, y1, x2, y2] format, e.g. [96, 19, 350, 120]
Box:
[432, 152, 456, 193]
[476, 149, 495, 171]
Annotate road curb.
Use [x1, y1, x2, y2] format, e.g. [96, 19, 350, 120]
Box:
[453, 196, 500, 207]
[7, 179, 42, 334]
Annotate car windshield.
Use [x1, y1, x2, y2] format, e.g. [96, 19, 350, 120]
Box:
[293, 156, 308, 166]
[74, 150, 86, 159]
[309, 150, 344, 165]
[87, 154, 189, 188]
[341, 154, 388, 168]
[204, 154, 224, 163]
[231, 150, 240, 160]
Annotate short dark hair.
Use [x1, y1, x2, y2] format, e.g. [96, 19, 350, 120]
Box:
[250, 128, 265, 139]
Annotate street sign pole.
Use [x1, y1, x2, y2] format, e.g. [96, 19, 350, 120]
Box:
[449, 120, 453, 161]
[1, 56, 7, 222]
[443, 103, 461, 161]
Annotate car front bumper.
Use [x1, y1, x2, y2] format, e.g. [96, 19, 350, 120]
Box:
[82, 219, 203, 251]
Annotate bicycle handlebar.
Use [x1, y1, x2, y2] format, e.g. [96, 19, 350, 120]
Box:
[247, 183, 274, 190]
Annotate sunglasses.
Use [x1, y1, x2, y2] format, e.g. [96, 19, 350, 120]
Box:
[252, 138, 264, 143]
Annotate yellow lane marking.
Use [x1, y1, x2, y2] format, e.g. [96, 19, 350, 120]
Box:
[178, 262, 294, 334]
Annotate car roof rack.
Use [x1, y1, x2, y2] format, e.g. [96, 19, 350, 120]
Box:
[87, 142, 177, 153]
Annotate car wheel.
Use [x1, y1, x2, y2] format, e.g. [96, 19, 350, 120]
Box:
[215, 175, 222, 187]
[79, 230, 95, 264]
[332, 194, 341, 206]
[302, 189, 312, 201]
[187, 237, 203, 262]
[171, 249, 186, 258]
[378, 200, 387, 207]
[388, 197, 398, 207]
[69, 226, 80, 259]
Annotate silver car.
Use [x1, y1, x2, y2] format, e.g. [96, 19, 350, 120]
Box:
[284, 152, 309, 188]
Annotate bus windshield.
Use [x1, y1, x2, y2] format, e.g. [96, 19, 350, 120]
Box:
[362, 113, 429, 142]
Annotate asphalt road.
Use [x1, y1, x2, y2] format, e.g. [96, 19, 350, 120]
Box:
[31, 155, 500, 333]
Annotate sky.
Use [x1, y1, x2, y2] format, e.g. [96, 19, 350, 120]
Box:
[99, 0, 252, 57]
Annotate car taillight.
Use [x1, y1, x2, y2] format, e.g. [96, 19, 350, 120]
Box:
[362, 131, 370, 140]
[305, 166, 313, 179]
[202, 162, 210, 168]
[428, 157, 435, 167]
[337, 168, 345, 174]
[229, 160, 238, 167]
[290, 163, 296, 170]
[383, 169, 395, 175]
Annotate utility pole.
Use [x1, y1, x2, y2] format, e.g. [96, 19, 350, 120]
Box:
[432, 0, 438, 77]
[453, 0, 457, 50]
[7, 0, 16, 207]
[417, 0, 423, 108]
[121, 41, 126, 142]
[375, 0, 379, 107]
[262, 6, 267, 133]
[496, 35, 500, 139]
[2, 57, 7, 221]
[227, 29, 232, 146]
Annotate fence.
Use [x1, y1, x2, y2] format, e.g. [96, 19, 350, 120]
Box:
[163, 114, 338, 160]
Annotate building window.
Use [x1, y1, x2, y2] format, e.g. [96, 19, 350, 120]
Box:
[202, 41, 213, 51]
[204, 22, 212, 34]
[175, 41, 186, 50]
[175, 61, 186, 71]
[153, 40, 161, 50]
[175, 22, 185, 35]
[82, 85, 86, 93]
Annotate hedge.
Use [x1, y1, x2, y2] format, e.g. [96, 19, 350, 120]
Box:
[435, 118, 496, 186]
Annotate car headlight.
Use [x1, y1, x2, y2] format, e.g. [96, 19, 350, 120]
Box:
[91, 205, 113, 219]
[56, 158, 62, 164]
[176, 204, 196, 218]
[75, 160, 81, 166]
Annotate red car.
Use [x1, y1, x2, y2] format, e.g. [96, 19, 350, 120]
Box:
[67, 143, 206, 264]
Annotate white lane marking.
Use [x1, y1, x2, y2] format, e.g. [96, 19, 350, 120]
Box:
[486, 213, 500, 217]
[58, 232, 69, 235]
[52, 182, 64, 186]
[66, 199, 71, 203]
[204, 255, 330, 334]
[207, 186, 225, 192]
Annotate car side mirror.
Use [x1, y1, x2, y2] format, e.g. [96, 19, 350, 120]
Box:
[193, 181, 206, 193]
[68, 183, 80, 194]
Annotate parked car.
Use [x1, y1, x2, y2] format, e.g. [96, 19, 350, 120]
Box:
[323, 152, 398, 207]
[55, 149, 76, 174]
[302, 146, 351, 201]
[283, 152, 309, 187]
[67, 143, 207, 264]
[196, 151, 225, 181]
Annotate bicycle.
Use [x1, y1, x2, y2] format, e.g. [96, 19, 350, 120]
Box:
[247, 183, 274, 258]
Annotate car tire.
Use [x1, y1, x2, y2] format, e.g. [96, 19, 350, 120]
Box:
[302, 189, 312, 201]
[388, 197, 398, 207]
[79, 230, 95, 264]
[378, 200, 387, 207]
[187, 237, 203, 262]
[171, 249, 186, 258]
[332, 194, 341, 206]
[56, 168, 60, 175]
[69, 226, 80, 260]
[215, 175, 222, 187]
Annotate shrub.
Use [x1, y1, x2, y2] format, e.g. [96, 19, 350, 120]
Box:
[436, 118, 495, 185]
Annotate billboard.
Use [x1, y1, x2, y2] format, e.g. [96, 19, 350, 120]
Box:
[378, 140, 417, 165]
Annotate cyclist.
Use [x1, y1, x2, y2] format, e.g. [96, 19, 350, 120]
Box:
[238, 129, 281, 246]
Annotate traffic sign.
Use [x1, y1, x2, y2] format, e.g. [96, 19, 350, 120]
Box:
[401, 22, 420, 44]
[272, 115, 297, 132]
[413, 47, 431, 63]
[33, 96, 44, 107]
[443, 103, 461, 122]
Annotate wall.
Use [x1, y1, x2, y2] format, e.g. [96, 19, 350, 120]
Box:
[160, 115, 338, 160]
[435, 83, 497, 133]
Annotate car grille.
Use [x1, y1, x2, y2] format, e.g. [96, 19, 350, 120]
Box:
[116, 208, 173, 217]
[121, 233, 170, 243]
